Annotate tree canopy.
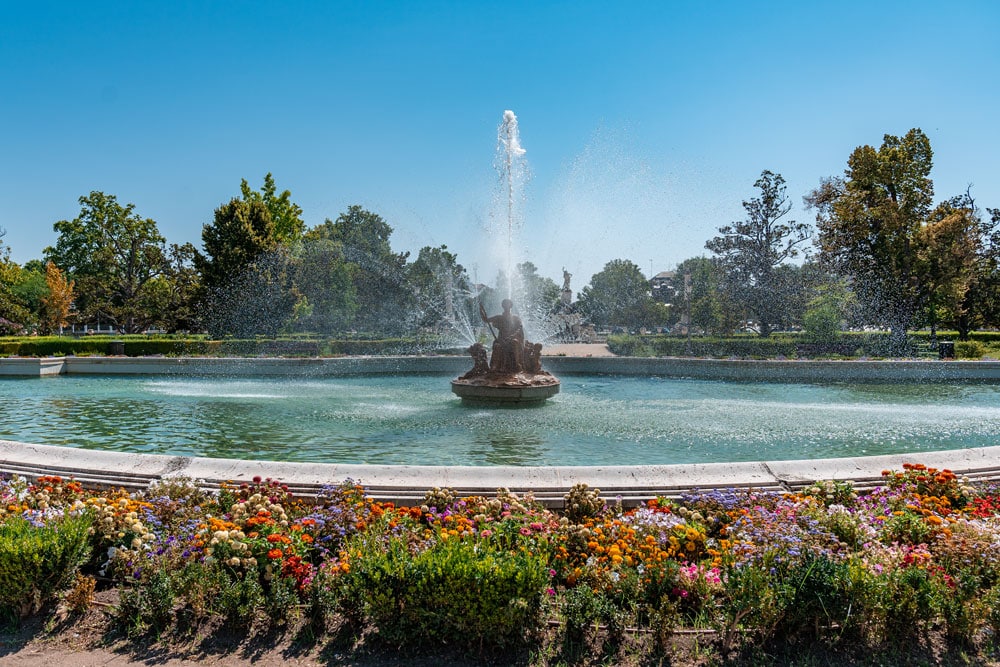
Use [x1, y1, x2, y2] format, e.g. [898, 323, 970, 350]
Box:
[706, 170, 812, 336]
[577, 259, 667, 329]
[240, 173, 305, 244]
[45, 191, 171, 333]
[807, 129, 979, 352]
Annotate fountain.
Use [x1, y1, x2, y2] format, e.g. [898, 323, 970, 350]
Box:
[4, 111, 1000, 503]
[450, 111, 561, 405]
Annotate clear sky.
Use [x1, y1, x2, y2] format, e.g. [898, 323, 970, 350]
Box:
[2, 1, 998, 287]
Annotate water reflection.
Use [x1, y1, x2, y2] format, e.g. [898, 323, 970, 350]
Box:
[470, 432, 545, 466]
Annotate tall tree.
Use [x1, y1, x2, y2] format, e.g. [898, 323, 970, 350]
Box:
[38, 261, 74, 334]
[705, 170, 812, 337]
[940, 201, 1000, 339]
[196, 198, 303, 337]
[577, 259, 667, 328]
[196, 198, 279, 292]
[807, 129, 976, 353]
[914, 193, 980, 340]
[240, 173, 305, 244]
[45, 192, 170, 333]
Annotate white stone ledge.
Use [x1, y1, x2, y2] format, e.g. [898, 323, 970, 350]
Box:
[3, 440, 999, 507]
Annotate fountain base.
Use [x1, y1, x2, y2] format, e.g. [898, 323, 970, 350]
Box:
[451, 373, 560, 405]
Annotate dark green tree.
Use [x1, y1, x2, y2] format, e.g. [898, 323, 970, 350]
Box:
[196, 198, 305, 337]
[45, 192, 170, 333]
[705, 170, 812, 337]
[292, 233, 358, 334]
[239, 173, 305, 244]
[196, 198, 279, 293]
[407, 245, 471, 332]
[312, 206, 410, 334]
[577, 259, 667, 328]
[149, 243, 201, 333]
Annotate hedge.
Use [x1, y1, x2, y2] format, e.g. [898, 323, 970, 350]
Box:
[0, 336, 456, 358]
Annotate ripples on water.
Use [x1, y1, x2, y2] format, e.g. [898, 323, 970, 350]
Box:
[2, 375, 999, 466]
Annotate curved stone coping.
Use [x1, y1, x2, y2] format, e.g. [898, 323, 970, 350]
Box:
[2, 354, 1000, 382]
[3, 440, 1000, 507]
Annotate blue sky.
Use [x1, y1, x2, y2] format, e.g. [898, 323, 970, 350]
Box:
[2, 1, 998, 287]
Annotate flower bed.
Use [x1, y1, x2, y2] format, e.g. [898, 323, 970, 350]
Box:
[4, 465, 1000, 661]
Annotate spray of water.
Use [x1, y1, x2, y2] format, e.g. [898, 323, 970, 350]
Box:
[492, 110, 529, 299]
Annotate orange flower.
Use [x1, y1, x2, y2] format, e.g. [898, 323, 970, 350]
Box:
[267, 548, 283, 560]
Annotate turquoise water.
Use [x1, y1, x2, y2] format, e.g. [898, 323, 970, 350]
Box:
[2, 374, 999, 466]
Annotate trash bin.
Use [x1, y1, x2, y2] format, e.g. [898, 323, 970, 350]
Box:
[938, 341, 955, 359]
[108, 340, 125, 356]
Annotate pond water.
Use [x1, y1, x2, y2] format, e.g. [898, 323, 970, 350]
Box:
[2, 374, 999, 466]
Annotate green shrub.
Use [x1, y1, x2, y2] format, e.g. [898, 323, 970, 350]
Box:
[777, 555, 854, 639]
[0, 512, 93, 620]
[342, 535, 549, 651]
[956, 340, 985, 359]
[114, 568, 175, 638]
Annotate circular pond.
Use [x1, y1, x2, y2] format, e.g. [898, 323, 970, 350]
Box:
[3, 373, 999, 466]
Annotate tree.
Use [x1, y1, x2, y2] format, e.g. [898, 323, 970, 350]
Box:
[201, 247, 300, 338]
[11, 259, 49, 326]
[292, 235, 358, 334]
[577, 259, 667, 328]
[807, 129, 977, 353]
[309, 206, 410, 333]
[406, 245, 471, 332]
[38, 261, 74, 334]
[151, 243, 201, 333]
[939, 201, 1000, 339]
[705, 170, 812, 336]
[196, 197, 279, 293]
[669, 257, 739, 335]
[240, 173, 305, 244]
[0, 228, 30, 333]
[802, 278, 854, 343]
[45, 192, 170, 333]
[913, 193, 979, 341]
[511, 262, 561, 316]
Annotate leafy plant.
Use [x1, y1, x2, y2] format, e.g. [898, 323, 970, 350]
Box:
[0, 512, 92, 621]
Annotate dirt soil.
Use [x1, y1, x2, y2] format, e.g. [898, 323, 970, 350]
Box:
[3, 589, 998, 666]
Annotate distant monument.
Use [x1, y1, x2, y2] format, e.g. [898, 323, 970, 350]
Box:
[561, 268, 572, 306]
[451, 298, 560, 405]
